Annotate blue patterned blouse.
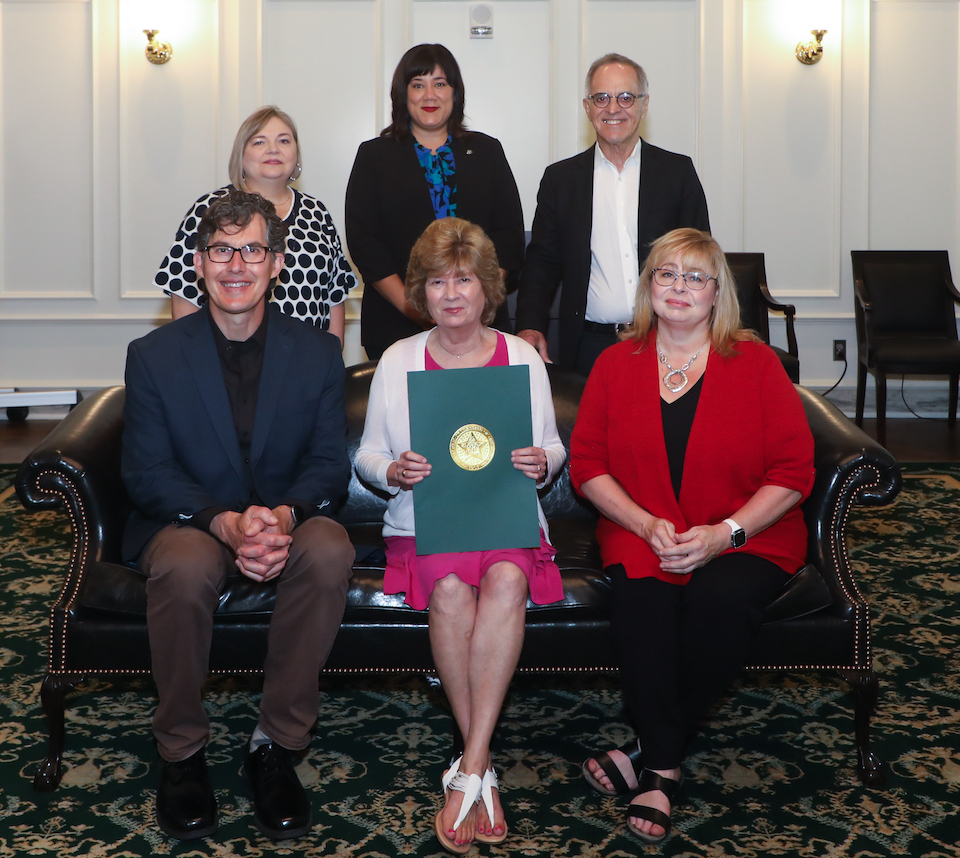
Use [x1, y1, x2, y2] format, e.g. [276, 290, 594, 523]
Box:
[414, 138, 458, 219]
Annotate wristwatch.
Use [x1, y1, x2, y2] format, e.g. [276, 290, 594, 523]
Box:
[288, 504, 304, 529]
[723, 518, 747, 549]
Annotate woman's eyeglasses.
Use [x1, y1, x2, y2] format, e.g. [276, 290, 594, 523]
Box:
[652, 269, 717, 290]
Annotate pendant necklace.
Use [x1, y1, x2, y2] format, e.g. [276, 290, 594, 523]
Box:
[434, 328, 486, 361]
[656, 336, 708, 393]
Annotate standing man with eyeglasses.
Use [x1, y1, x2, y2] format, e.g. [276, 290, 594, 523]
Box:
[121, 188, 354, 842]
[515, 53, 710, 374]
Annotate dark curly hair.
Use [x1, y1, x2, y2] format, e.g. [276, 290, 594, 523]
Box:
[195, 189, 287, 293]
[197, 188, 286, 252]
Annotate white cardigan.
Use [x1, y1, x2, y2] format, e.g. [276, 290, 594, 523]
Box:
[355, 330, 567, 540]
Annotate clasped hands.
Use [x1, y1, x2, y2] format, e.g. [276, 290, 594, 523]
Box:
[641, 518, 730, 575]
[388, 446, 548, 490]
[211, 505, 295, 583]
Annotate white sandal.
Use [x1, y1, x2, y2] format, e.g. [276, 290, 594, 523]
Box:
[475, 767, 509, 844]
[435, 758, 481, 855]
[441, 754, 462, 791]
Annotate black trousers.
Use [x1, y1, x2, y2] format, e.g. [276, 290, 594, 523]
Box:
[609, 554, 788, 770]
[575, 327, 622, 376]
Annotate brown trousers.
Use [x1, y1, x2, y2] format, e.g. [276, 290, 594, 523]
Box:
[139, 516, 355, 761]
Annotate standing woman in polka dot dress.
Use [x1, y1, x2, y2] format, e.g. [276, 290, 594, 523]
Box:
[154, 106, 357, 343]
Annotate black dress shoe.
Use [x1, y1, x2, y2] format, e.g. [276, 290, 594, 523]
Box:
[156, 747, 218, 840]
[243, 742, 312, 839]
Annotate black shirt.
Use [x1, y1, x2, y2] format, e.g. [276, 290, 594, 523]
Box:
[661, 375, 704, 500]
[190, 311, 269, 533]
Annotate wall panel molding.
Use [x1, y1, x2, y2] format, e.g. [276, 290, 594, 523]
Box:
[3, 0, 959, 389]
[1, 0, 95, 302]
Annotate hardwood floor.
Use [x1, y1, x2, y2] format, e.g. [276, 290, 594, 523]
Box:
[3, 413, 960, 466]
[1, 419, 61, 466]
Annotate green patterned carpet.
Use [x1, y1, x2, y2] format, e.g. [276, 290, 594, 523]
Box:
[1, 463, 959, 856]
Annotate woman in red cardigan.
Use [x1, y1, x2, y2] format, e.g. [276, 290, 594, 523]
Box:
[569, 228, 814, 845]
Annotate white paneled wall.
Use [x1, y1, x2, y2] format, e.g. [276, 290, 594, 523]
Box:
[869, 1, 959, 250]
[119, 0, 221, 303]
[3, 1, 94, 300]
[2, 0, 960, 411]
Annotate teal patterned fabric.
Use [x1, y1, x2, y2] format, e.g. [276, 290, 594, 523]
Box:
[415, 138, 458, 219]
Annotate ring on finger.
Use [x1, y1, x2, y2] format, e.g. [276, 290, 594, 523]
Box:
[402, 469, 407, 478]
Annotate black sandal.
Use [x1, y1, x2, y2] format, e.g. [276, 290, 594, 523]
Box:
[625, 769, 683, 844]
[581, 740, 644, 796]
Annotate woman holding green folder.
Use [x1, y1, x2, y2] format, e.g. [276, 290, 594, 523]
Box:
[356, 218, 565, 854]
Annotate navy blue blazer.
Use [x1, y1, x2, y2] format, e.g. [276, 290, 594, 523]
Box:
[515, 139, 710, 369]
[121, 304, 350, 561]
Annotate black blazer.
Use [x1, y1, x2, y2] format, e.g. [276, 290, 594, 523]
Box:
[345, 132, 524, 358]
[515, 140, 710, 369]
[121, 304, 350, 560]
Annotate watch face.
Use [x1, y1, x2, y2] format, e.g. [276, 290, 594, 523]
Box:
[732, 529, 747, 548]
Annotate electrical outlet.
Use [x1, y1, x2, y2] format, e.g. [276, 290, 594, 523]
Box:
[833, 339, 847, 361]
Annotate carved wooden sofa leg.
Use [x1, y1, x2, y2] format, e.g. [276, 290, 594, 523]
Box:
[839, 668, 885, 787]
[33, 673, 80, 792]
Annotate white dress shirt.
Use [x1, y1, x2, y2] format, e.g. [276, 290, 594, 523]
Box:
[585, 140, 641, 324]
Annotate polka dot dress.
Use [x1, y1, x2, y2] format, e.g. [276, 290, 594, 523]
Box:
[154, 185, 358, 329]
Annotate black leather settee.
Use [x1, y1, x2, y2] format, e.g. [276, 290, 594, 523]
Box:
[16, 363, 901, 793]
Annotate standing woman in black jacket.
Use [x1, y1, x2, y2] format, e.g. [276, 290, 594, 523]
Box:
[345, 43, 524, 360]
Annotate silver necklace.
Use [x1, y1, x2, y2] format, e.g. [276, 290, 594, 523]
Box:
[656, 337, 708, 393]
[434, 328, 486, 360]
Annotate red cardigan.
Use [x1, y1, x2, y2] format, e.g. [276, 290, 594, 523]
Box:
[570, 337, 815, 583]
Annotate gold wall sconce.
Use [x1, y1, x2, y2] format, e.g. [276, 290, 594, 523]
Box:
[144, 29, 173, 65]
[796, 30, 827, 65]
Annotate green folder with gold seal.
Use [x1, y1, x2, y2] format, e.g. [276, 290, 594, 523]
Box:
[408, 364, 540, 555]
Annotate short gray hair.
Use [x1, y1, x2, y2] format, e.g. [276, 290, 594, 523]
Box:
[585, 53, 648, 97]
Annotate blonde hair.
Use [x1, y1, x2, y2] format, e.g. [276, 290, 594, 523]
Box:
[227, 106, 301, 191]
[405, 219, 504, 326]
[623, 228, 758, 357]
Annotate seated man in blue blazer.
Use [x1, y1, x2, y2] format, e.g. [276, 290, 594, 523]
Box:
[515, 53, 710, 374]
[122, 189, 355, 842]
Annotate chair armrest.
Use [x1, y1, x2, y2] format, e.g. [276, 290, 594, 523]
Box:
[16, 386, 129, 565]
[757, 284, 799, 359]
[946, 278, 960, 306]
[797, 385, 901, 610]
[757, 284, 795, 317]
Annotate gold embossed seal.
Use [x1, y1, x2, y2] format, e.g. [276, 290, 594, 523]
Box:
[449, 424, 495, 471]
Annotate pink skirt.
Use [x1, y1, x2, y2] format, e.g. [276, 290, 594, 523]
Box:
[384, 530, 564, 611]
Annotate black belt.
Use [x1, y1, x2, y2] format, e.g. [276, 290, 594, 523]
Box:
[583, 320, 630, 334]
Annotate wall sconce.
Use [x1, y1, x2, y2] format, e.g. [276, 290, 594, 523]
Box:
[144, 29, 173, 65]
[796, 30, 827, 65]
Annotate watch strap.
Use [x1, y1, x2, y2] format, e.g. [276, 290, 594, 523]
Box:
[723, 518, 746, 548]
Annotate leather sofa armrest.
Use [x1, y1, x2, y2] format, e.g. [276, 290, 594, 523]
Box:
[16, 385, 129, 565]
[797, 385, 901, 605]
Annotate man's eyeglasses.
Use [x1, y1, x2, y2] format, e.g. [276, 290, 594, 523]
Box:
[587, 92, 645, 109]
[652, 268, 717, 290]
[202, 244, 273, 264]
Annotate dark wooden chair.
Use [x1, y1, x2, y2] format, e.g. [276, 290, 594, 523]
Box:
[851, 250, 960, 446]
[726, 252, 800, 382]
